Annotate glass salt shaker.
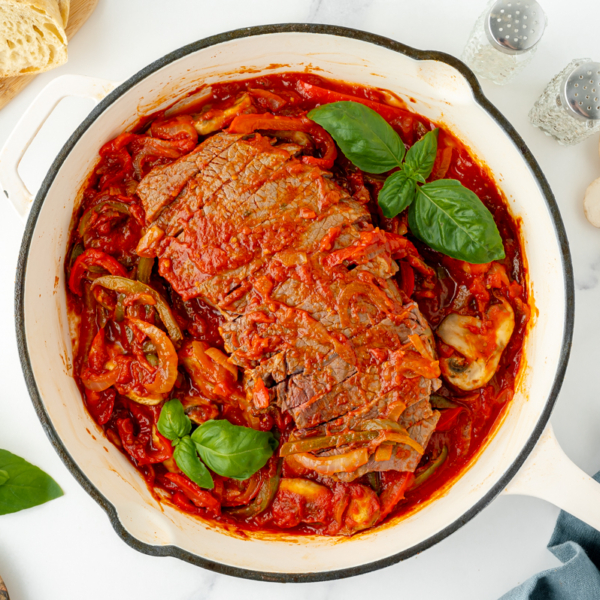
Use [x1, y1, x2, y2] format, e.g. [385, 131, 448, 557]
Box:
[462, 0, 547, 85]
[529, 59, 600, 146]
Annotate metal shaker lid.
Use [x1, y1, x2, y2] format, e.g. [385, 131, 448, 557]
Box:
[485, 0, 546, 55]
[561, 61, 600, 121]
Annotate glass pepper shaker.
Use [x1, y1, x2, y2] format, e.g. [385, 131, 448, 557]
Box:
[529, 59, 600, 146]
[462, 0, 547, 85]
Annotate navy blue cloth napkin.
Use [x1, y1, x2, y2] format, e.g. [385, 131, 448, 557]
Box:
[501, 472, 600, 600]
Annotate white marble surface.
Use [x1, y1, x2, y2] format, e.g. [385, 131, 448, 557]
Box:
[0, 0, 599, 598]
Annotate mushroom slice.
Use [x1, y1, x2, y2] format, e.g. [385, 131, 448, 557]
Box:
[584, 177, 600, 228]
[437, 298, 515, 391]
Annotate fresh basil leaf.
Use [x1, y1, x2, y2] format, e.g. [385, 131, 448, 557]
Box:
[0, 449, 63, 515]
[157, 399, 191, 442]
[0, 470, 9, 486]
[173, 436, 214, 489]
[405, 129, 438, 180]
[378, 170, 416, 218]
[403, 166, 426, 184]
[191, 420, 278, 481]
[308, 101, 405, 173]
[409, 179, 505, 264]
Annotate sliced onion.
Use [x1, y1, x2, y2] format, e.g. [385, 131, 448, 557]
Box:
[359, 419, 406, 433]
[205, 347, 238, 380]
[180, 341, 228, 384]
[379, 431, 424, 454]
[81, 368, 118, 392]
[280, 430, 378, 457]
[290, 448, 370, 475]
[92, 276, 182, 342]
[386, 400, 407, 422]
[408, 334, 432, 360]
[127, 318, 178, 394]
[123, 390, 164, 406]
[164, 87, 213, 117]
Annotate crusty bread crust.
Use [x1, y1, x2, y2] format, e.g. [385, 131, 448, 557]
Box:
[57, 0, 70, 28]
[0, 0, 68, 78]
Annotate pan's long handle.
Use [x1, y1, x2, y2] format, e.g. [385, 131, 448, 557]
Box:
[0, 75, 118, 222]
[504, 424, 600, 530]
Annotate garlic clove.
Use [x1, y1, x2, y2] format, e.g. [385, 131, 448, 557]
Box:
[583, 177, 600, 228]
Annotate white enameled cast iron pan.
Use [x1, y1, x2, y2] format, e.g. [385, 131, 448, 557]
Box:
[2, 25, 597, 582]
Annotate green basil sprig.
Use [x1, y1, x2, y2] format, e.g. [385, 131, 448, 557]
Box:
[191, 420, 278, 481]
[173, 436, 214, 489]
[410, 180, 506, 264]
[308, 101, 505, 264]
[305, 100, 405, 173]
[158, 399, 277, 489]
[377, 170, 415, 219]
[0, 450, 63, 515]
[157, 397, 190, 441]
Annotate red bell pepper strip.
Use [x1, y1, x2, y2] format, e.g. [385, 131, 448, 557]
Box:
[99, 133, 138, 156]
[296, 81, 414, 137]
[398, 261, 415, 297]
[117, 402, 173, 465]
[164, 473, 221, 515]
[77, 281, 98, 369]
[78, 200, 145, 239]
[97, 133, 138, 191]
[249, 88, 288, 112]
[228, 113, 337, 170]
[84, 388, 115, 426]
[150, 115, 198, 145]
[171, 491, 204, 515]
[69, 249, 128, 296]
[87, 328, 108, 371]
[80, 329, 119, 391]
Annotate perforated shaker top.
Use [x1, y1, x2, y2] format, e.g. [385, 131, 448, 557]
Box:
[485, 0, 546, 54]
[562, 62, 600, 121]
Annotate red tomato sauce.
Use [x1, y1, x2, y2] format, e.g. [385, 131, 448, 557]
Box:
[66, 72, 529, 536]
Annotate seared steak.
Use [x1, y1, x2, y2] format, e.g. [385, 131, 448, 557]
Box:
[137, 131, 441, 480]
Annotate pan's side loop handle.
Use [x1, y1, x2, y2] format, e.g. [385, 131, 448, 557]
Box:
[0, 74, 118, 222]
[504, 424, 600, 530]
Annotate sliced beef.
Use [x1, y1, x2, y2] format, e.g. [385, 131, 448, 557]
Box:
[160, 136, 302, 236]
[399, 397, 434, 429]
[277, 354, 357, 412]
[136, 130, 442, 482]
[137, 133, 241, 221]
[294, 376, 438, 439]
[289, 371, 375, 429]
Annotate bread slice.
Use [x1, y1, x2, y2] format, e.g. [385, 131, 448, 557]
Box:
[0, 0, 68, 78]
[57, 0, 69, 28]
